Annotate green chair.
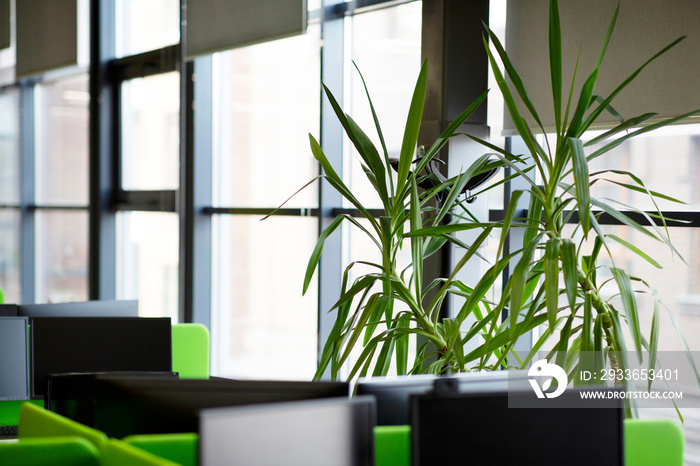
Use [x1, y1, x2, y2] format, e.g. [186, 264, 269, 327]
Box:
[172, 323, 210, 379]
[624, 418, 684, 466]
[375, 425, 411, 466]
[123, 433, 198, 466]
[101, 438, 182, 466]
[17, 402, 109, 452]
[0, 437, 100, 466]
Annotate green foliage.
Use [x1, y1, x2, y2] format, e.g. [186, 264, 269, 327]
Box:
[467, 0, 700, 385]
[280, 0, 700, 387]
[292, 60, 517, 380]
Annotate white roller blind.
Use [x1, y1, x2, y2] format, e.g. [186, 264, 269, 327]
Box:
[16, 0, 79, 78]
[186, 0, 306, 58]
[504, 0, 700, 133]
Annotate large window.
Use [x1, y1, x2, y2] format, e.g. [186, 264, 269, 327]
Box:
[210, 23, 321, 379]
[0, 88, 20, 303]
[1, 0, 697, 416]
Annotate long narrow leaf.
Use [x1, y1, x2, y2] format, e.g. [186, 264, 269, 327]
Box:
[549, 0, 562, 135]
[353, 61, 393, 196]
[483, 35, 549, 179]
[509, 234, 541, 336]
[566, 68, 599, 138]
[396, 62, 427, 197]
[396, 314, 411, 375]
[568, 137, 591, 236]
[544, 238, 561, 328]
[309, 135, 380, 232]
[304, 214, 346, 294]
[612, 268, 642, 359]
[606, 234, 662, 269]
[582, 36, 687, 132]
[584, 113, 657, 147]
[561, 239, 578, 314]
[483, 24, 546, 135]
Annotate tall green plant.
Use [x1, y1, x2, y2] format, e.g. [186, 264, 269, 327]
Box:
[274, 62, 527, 380]
[415, 0, 700, 384]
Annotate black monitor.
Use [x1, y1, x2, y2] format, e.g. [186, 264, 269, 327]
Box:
[93, 376, 350, 438]
[0, 304, 18, 316]
[411, 387, 624, 466]
[30, 317, 172, 398]
[199, 396, 376, 466]
[356, 370, 529, 425]
[18, 300, 138, 318]
[0, 317, 30, 401]
[45, 371, 179, 427]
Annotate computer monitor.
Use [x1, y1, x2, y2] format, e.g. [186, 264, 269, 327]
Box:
[356, 370, 529, 425]
[411, 387, 624, 466]
[30, 317, 172, 398]
[199, 396, 376, 466]
[93, 376, 350, 438]
[0, 304, 18, 317]
[18, 300, 139, 318]
[45, 371, 179, 427]
[0, 317, 30, 401]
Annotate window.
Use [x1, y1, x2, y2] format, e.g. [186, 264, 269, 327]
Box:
[210, 24, 321, 379]
[34, 74, 90, 303]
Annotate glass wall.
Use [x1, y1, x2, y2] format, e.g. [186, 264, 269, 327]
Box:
[210, 23, 321, 379]
[34, 75, 90, 303]
[0, 88, 20, 303]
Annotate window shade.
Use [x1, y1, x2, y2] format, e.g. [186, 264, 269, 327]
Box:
[504, 0, 700, 134]
[16, 0, 78, 78]
[0, 0, 9, 50]
[186, 0, 306, 58]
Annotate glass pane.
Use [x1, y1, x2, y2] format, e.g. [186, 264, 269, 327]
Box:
[121, 72, 180, 190]
[556, 124, 700, 212]
[212, 215, 318, 379]
[347, 2, 422, 208]
[551, 225, 700, 352]
[36, 210, 88, 303]
[0, 209, 20, 303]
[212, 25, 321, 208]
[0, 88, 19, 204]
[35, 75, 90, 206]
[115, 0, 180, 58]
[116, 211, 179, 320]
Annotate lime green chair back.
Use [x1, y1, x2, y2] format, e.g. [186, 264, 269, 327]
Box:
[172, 323, 210, 379]
[0, 437, 100, 466]
[18, 402, 108, 452]
[624, 418, 684, 466]
[101, 439, 181, 466]
[123, 433, 198, 466]
[375, 425, 411, 466]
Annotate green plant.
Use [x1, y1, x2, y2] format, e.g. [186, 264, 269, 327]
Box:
[277, 0, 700, 388]
[414, 0, 700, 384]
[271, 62, 525, 380]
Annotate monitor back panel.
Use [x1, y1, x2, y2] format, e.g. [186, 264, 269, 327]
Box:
[93, 377, 349, 438]
[19, 300, 138, 318]
[199, 397, 376, 466]
[0, 317, 30, 401]
[30, 317, 172, 397]
[411, 388, 624, 466]
[0, 304, 18, 317]
[356, 370, 530, 425]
